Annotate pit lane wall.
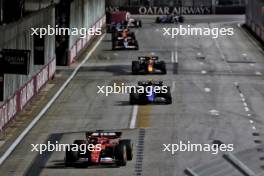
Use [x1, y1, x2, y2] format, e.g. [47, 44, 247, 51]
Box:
[0, 6, 56, 132]
[68, 0, 106, 65]
[246, 0, 264, 43]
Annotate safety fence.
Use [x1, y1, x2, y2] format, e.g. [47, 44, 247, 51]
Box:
[68, 15, 106, 65]
[0, 58, 56, 132]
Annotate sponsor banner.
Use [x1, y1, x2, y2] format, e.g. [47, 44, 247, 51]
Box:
[0, 57, 56, 131]
[106, 6, 212, 15]
[1, 49, 31, 75]
[36, 66, 49, 93]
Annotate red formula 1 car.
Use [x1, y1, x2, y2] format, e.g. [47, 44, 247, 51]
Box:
[65, 131, 133, 167]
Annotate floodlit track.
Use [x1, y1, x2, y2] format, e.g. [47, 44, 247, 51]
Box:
[1, 15, 264, 176]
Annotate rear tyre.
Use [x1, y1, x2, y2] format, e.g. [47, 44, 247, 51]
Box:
[134, 41, 139, 50]
[160, 61, 167, 74]
[164, 87, 172, 104]
[131, 32, 135, 38]
[119, 139, 133, 161]
[155, 17, 160, 23]
[139, 20, 142, 27]
[112, 41, 118, 50]
[130, 92, 139, 105]
[179, 16, 184, 23]
[115, 144, 127, 166]
[65, 145, 79, 167]
[132, 61, 140, 74]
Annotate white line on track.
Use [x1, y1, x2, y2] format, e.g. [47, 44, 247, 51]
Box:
[0, 34, 106, 166]
[244, 107, 250, 112]
[243, 102, 248, 107]
[171, 51, 174, 63]
[204, 88, 211, 93]
[175, 51, 178, 63]
[255, 71, 262, 76]
[171, 81, 176, 93]
[201, 70, 207, 74]
[171, 51, 178, 63]
[129, 105, 138, 129]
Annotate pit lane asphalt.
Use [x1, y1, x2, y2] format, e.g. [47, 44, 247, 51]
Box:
[1, 15, 264, 176]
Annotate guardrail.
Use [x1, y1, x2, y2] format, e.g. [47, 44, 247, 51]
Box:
[68, 15, 106, 65]
[0, 58, 56, 133]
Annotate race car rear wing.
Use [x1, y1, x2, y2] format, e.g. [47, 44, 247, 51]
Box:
[138, 56, 159, 60]
[86, 131, 122, 138]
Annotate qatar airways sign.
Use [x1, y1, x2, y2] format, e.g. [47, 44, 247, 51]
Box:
[139, 6, 211, 15]
[106, 6, 212, 15]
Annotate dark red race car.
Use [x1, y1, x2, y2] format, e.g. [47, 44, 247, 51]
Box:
[65, 131, 133, 167]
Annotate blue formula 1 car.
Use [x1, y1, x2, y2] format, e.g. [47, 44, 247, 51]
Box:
[129, 80, 172, 105]
[155, 15, 184, 23]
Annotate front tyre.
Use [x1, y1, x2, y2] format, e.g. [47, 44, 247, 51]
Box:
[65, 145, 79, 167]
[132, 61, 140, 74]
[119, 139, 133, 161]
[115, 144, 127, 166]
[164, 87, 172, 104]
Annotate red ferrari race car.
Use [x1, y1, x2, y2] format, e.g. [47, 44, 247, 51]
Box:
[65, 131, 133, 167]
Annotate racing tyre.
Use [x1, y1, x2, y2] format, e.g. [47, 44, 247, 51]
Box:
[65, 145, 79, 167]
[160, 61, 167, 74]
[115, 143, 127, 166]
[164, 87, 172, 104]
[131, 32, 135, 38]
[132, 61, 140, 74]
[119, 139, 133, 161]
[155, 17, 160, 23]
[179, 16, 184, 23]
[134, 41, 139, 50]
[139, 20, 142, 27]
[130, 92, 139, 105]
[112, 41, 118, 50]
